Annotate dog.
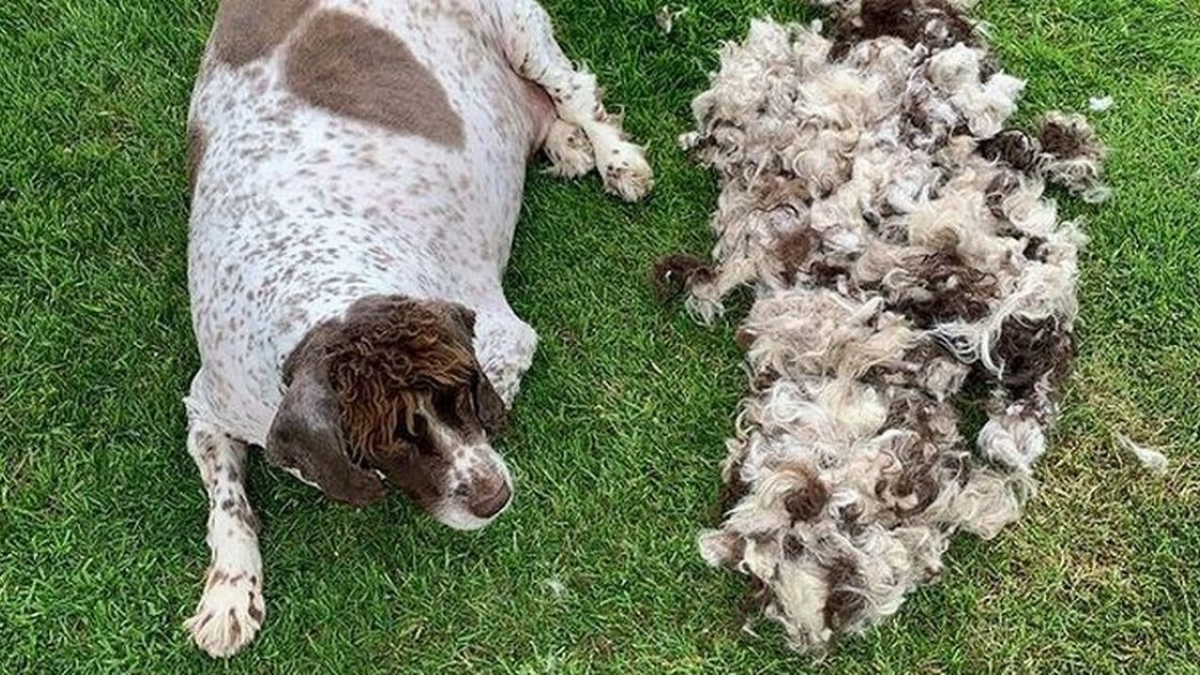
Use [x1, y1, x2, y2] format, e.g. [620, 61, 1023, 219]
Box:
[182, 0, 651, 657]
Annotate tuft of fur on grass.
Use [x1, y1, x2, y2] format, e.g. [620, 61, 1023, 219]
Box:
[1117, 434, 1169, 475]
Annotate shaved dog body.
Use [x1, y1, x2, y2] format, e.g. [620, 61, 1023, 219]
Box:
[184, 0, 652, 658]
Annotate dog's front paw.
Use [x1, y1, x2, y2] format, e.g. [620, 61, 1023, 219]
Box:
[544, 119, 595, 178]
[598, 141, 653, 202]
[184, 569, 265, 658]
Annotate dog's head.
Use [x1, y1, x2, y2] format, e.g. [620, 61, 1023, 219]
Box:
[265, 295, 511, 529]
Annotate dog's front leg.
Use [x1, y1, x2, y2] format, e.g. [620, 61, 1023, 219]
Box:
[182, 412, 265, 658]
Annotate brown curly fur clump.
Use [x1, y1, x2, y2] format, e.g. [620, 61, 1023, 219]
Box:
[830, 0, 978, 59]
[324, 296, 476, 464]
[666, 0, 1108, 654]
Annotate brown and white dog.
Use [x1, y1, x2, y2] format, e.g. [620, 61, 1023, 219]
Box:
[183, 0, 651, 657]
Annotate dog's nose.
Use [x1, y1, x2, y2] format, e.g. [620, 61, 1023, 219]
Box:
[469, 481, 511, 519]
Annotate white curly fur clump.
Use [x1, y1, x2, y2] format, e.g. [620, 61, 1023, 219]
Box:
[667, 0, 1109, 654]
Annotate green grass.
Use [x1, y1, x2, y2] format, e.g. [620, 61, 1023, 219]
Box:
[1, 0, 1198, 671]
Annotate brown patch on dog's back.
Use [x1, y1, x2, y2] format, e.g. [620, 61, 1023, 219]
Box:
[285, 11, 465, 147]
[187, 124, 207, 201]
[211, 0, 314, 67]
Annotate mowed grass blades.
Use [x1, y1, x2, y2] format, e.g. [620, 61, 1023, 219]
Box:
[1, 0, 1197, 671]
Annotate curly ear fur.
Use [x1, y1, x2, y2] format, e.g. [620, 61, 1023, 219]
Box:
[324, 296, 480, 464]
[265, 321, 386, 506]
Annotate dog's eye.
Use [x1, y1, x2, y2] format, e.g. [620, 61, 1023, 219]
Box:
[433, 391, 459, 419]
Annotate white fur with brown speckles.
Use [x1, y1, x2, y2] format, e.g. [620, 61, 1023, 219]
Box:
[182, 0, 650, 658]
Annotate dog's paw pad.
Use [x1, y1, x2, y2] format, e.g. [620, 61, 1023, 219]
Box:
[184, 571, 264, 658]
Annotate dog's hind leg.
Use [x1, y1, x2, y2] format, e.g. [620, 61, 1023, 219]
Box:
[181, 382, 264, 658]
[495, 0, 653, 201]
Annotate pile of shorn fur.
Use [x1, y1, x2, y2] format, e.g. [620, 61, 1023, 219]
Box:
[657, 0, 1109, 654]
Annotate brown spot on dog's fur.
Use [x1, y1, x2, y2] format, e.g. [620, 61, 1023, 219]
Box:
[248, 593, 263, 622]
[830, 0, 977, 60]
[286, 11, 464, 147]
[227, 609, 242, 641]
[187, 124, 207, 200]
[210, 0, 314, 67]
[651, 253, 715, 301]
[823, 557, 866, 631]
[232, 501, 260, 532]
[782, 469, 829, 522]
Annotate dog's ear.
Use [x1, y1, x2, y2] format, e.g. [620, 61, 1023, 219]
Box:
[473, 371, 508, 435]
[266, 325, 386, 507]
[426, 300, 506, 432]
[445, 304, 508, 433]
[442, 302, 476, 341]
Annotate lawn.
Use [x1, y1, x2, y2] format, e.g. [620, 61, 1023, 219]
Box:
[1, 0, 1198, 671]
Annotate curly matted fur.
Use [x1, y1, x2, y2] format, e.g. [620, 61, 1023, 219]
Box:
[659, 0, 1109, 653]
[327, 297, 480, 458]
